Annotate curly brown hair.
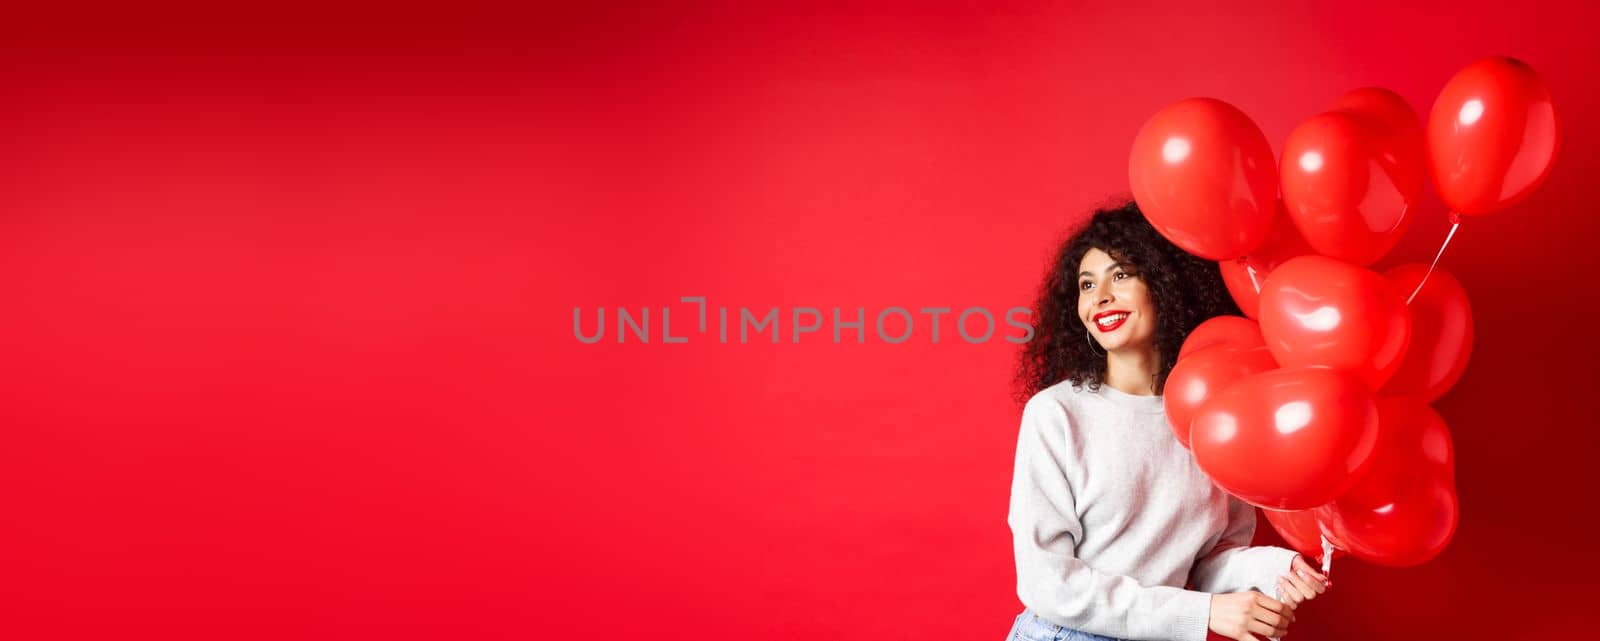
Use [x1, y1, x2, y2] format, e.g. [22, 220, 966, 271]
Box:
[1013, 199, 1240, 404]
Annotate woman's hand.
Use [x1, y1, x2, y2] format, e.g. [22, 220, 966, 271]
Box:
[1274, 554, 1330, 609]
[1208, 591, 1293, 641]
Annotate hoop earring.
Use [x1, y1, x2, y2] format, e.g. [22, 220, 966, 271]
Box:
[1086, 332, 1104, 356]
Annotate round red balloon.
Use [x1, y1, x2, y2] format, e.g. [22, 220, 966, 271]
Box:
[1219, 205, 1314, 319]
[1130, 97, 1278, 260]
[1382, 264, 1474, 402]
[1190, 367, 1380, 510]
[1427, 56, 1560, 216]
[1164, 345, 1278, 448]
[1315, 472, 1458, 568]
[1258, 255, 1412, 389]
[1263, 508, 1346, 563]
[1332, 87, 1426, 157]
[1281, 108, 1422, 265]
[1178, 315, 1266, 361]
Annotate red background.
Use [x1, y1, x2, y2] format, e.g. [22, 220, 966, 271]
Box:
[3, 2, 1595, 639]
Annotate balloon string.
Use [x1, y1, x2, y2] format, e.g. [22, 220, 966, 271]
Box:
[1406, 212, 1463, 305]
[1268, 582, 1284, 641]
[1320, 534, 1334, 576]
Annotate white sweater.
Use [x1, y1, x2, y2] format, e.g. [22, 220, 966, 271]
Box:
[1007, 380, 1299, 641]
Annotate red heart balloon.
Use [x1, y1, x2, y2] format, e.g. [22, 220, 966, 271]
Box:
[1130, 97, 1278, 260]
[1381, 264, 1474, 402]
[1315, 472, 1459, 568]
[1258, 255, 1412, 389]
[1427, 56, 1560, 216]
[1263, 508, 1346, 563]
[1281, 108, 1422, 265]
[1337, 397, 1456, 511]
[1191, 367, 1380, 510]
[1178, 315, 1266, 361]
[1164, 344, 1278, 448]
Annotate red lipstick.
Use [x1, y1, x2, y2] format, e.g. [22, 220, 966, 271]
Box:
[1092, 310, 1131, 333]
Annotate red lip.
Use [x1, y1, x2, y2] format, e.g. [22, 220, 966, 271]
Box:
[1091, 310, 1131, 333]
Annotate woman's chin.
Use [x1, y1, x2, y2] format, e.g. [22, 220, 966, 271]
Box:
[1101, 338, 1154, 354]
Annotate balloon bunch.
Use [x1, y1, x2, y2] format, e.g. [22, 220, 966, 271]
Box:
[1132, 57, 1559, 570]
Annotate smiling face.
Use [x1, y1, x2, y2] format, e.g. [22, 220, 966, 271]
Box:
[1077, 247, 1159, 355]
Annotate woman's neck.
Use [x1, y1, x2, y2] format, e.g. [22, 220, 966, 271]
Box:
[1104, 347, 1161, 396]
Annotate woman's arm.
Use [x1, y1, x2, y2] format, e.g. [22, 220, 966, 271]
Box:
[1009, 395, 1213, 641]
[1185, 495, 1299, 596]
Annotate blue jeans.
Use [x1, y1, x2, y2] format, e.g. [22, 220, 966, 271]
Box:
[1004, 608, 1128, 641]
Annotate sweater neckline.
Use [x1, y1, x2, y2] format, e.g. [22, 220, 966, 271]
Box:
[1094, 382, 1166, 414]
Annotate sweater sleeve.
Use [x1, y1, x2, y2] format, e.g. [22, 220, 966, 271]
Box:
[1008, 395, 1214, 641]
[1186, 494, 1300, 596]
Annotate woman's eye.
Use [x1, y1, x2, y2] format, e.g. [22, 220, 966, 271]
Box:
[1079, 281, 1093, 291]
[1114, 271, 1128, 280]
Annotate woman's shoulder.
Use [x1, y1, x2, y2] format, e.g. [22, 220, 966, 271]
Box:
[1027, 378, 1097, 404]
[1023, 380, 1097, 423]
[1019, 381, 1114, 460]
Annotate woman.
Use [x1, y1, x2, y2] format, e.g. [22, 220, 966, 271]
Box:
[1004, 201, 1329, 641]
